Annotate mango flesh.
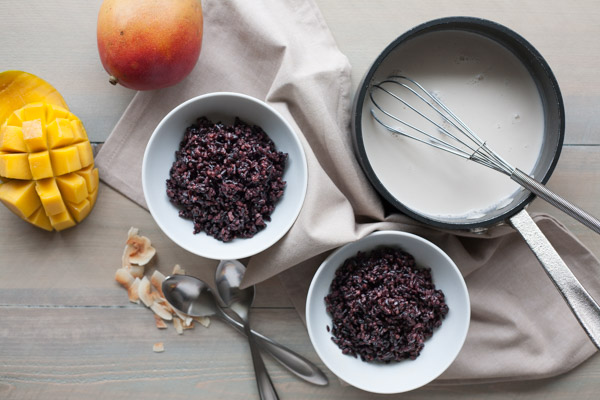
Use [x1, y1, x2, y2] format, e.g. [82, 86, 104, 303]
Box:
[0, 180, 41, 219]
[0, 71, 68, 126]
[97, 0, 203, 90]
[0, 103, 99, 231]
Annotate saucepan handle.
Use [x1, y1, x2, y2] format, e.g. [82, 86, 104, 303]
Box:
[511, 169, 600, 234]
[509, 210, 600, 349]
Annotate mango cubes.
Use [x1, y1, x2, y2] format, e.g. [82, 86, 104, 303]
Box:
[0, 103, 99, 231]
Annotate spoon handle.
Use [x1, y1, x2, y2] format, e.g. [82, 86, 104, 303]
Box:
[217, 308, 329, 386]
[245, 321, 280, 400]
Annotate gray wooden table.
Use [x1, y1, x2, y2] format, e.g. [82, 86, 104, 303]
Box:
[1, 1, 599, 398]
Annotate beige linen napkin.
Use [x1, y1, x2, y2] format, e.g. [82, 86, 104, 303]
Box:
[96, 0, 600, 383]
[279, 213, 600, 383]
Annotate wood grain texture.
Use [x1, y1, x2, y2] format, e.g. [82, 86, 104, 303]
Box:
[0, 0, 133, 142]
[0, 183, 292, 308]
[1, 0, 600, 398]
[1, 307, 600, 399]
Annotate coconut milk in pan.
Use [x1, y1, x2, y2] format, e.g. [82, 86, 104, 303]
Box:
[361, 30, 545, 220]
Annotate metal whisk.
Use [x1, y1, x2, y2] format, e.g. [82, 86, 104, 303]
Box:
[369, 75, 600, 234]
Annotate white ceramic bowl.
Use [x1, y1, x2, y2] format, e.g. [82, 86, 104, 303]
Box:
[306, 231, 470, 394]
[142, 92, 307, 260]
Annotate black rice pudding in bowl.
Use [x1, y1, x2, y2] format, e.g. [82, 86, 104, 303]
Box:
[306, 231, 470, 394]
[142, 92, 308, 260]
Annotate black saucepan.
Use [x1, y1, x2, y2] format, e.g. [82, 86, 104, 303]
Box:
[351, 17, 600, 347]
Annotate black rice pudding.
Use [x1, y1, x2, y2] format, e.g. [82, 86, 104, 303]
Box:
[166, 116, 287, 242]
[325, 247, 448, 362]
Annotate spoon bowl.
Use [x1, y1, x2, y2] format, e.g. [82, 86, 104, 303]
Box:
[162, 274, 218, 318]
[216, 260, 255, 320]
[161, 272, 329, 386]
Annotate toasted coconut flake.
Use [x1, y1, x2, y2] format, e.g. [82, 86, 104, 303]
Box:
[153, 342, 164, 353]
[154, 314, 168, 329]
[152, 291, 166, 303]
[127, 227, 139, 238]
[116, 228, 204, 335]
[129, 265, 145, 279]
[183, 321, 195, 330]
[128, 277, 141, 303]
[153, 293, 176, 314]
[150, 301, 173, 321]
[115, 268, 134, 289]
[172, 308, 191, 323]
[125, 234, 156, 266]
[173, 317, 184, 334]
[150, 270, 166, 298]
[163, 301, 176, 315]
[172, 264, 185, 275]
[138, 276, 154, 307]
[175, 314, 194, 328]
[195, 316, 211, 328]
[121, 242, 133, 269]
[152, 291, 163, 302]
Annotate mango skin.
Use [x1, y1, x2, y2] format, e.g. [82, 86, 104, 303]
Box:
[97, 0, 203, 91]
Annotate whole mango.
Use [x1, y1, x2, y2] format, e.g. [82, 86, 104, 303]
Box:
[0, 103, 99, 231]
[97, 0, 204, 91]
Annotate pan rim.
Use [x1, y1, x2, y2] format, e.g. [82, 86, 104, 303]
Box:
[351, 16, 565, 230]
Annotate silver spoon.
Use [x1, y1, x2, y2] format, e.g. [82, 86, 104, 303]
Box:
[161, 274, 328, 386]
[215, 259, 278, 400]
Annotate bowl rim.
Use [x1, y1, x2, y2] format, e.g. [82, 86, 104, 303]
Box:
[305, 230, 471, 394]
[142, 91, 308, 259]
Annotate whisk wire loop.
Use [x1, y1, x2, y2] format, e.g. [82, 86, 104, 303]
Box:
[369, 75, 515, 176]
[369, 79, 473, 159]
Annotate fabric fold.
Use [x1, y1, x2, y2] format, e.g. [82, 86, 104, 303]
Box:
[95, 0, 599, 383]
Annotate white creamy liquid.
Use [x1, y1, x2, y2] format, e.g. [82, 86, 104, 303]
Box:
[362, 31, 545, 219]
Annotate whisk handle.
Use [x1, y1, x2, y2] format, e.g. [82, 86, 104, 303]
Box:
[511, 168, 600, 234]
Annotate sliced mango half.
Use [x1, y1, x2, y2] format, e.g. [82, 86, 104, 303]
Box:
[0, 103, 98, 231]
